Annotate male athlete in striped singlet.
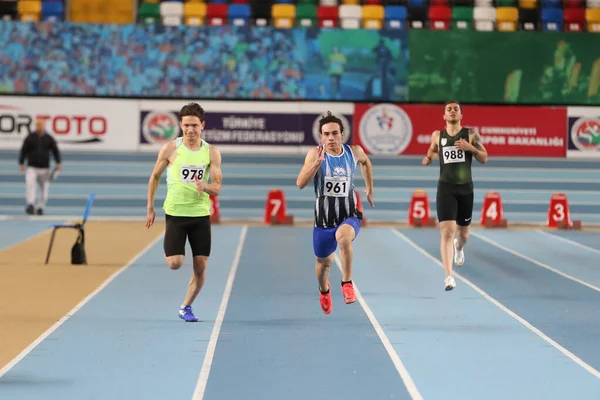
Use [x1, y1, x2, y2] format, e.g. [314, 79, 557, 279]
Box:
[145, 103, 223, 322]
[296, 111, 375, 315]
[422, 101, 488, 291]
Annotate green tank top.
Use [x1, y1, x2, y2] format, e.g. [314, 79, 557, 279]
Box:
[163, 137, 211, 217]
[438, 128, 473, 185]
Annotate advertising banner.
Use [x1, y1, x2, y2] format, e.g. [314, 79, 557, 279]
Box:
[409, 30, 600, 105]
[0, 96, 138, 151]
[353, 103, 567, 157]
[138, 100, 354, 152]
[567, 107, 600, 158]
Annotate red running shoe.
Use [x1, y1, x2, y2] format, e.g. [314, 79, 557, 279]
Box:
[320, 281, 332, 314]
[342, 282, 356, 304]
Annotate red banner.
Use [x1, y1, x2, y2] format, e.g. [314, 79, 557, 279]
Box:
[352, 103, 567, 157]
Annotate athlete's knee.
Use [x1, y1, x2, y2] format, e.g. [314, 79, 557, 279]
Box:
[316, 255, 333, 268]
[439, 222, 455, 241]
[192, 256, 208, 275]
[335, 224, 356, 250]
[456, 226, 470, 242]
[166, 255, 184, 270]
[442, 229, 454, 241]
[336, 235, 353, 251]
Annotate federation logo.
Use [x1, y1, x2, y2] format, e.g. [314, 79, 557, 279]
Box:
[333, 167, 346, 176]
[141, 111, 180, 144]
[570, 117, 600, 152]
[359, 104, 412, 155]
[312, 113, 351, 145]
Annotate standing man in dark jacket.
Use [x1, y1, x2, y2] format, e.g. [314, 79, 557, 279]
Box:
[18, 117, 62, 215]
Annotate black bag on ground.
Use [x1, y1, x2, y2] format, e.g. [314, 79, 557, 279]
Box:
[71, 229, 87, 265]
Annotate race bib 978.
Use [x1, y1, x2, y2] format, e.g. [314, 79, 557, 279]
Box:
[180, 164, 207, 183]
[324, 176, 350, 197]
[441, 146, 465, 164]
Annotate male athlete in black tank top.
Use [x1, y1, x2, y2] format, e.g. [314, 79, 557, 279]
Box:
[422, 101, 489, 292]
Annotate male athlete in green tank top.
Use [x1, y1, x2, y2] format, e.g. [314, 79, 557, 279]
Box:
[422, 101, 488, 292]
[162, 136, 212, 217]
[145, 102, 223, 322]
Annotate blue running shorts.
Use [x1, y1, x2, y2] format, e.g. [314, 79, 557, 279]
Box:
[313, 216, 362, 258]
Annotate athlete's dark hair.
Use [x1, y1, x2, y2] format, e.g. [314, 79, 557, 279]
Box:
[318, 111, 344, 134]
[444, 100, 461, 111]
[179, 102, 205, 122]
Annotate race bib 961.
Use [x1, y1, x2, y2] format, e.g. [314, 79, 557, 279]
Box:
[324, 176, 350, 197]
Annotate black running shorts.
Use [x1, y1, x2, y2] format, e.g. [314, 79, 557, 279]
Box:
[436, 180, 474, 226]
[164, 214, 211, 257]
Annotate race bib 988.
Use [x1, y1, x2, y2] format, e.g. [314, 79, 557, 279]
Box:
[441, 146, 465, 164]
[180, 164, 207, 183]
[324, 176, 350, 197]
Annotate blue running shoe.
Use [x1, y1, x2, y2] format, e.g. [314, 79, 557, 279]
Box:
[179, 305, 198, 322]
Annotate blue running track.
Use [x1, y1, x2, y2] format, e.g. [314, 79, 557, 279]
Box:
[1, 221, 600, 400]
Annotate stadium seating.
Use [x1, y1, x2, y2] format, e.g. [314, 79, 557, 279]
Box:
[131, 0, 600, 32]
[0, 0, 134, 23]
[0, 0, 599, 32]
[0, 0, 64, 21]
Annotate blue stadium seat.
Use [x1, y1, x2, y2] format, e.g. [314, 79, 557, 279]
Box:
[541, 0, 561, 7]
[42, 1, 64, 22]
[385, 5, 407, 29]
[541, 7, 563, 31]
[228, 3, 251, 26]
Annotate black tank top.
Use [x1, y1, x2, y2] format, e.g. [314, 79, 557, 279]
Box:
[438, 128, 473, 185]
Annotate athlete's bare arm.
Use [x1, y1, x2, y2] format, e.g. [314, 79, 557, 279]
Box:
[468, 127, 488, 164]
[422, 130, 440, 166]
[198, 145, 222, 196]
[352, 145, 375, 207]
[296, 145, 324, 189]
[146, 141, 176, 228]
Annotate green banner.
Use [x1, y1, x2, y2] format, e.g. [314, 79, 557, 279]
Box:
[408, 31, 600, 105]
